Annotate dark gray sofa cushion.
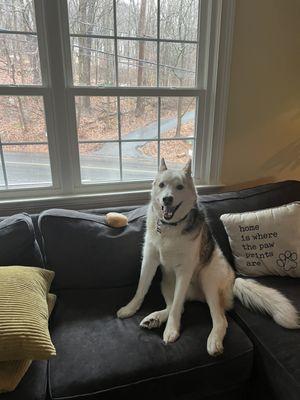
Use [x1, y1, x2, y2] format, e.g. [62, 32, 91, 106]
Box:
[0, 361, 48, 400]
[0, 213, 44, 267]
[39, 207, 148, 290]
[199, 180, 300, 267]
[48, 285, 253, 400]
[233, 276, 300, 400]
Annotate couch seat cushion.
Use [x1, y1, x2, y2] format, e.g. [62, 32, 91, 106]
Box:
[48, 285, 253, 400]
[233, 276, 300, 400]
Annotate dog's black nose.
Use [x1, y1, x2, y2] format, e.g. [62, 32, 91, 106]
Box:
[163, 196, 173, 206]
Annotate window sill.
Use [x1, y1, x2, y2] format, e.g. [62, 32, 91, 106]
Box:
[0, 185, 223, 217]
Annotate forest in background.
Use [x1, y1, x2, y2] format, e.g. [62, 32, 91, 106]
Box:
[0, 0, 198, 165]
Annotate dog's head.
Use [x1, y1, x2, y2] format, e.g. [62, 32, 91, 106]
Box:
[151, 158, 197, 222]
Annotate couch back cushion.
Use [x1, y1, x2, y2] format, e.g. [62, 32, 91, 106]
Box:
[0, 214, 44, 267]
[199, 180, 300, 267]
[38, 207, 147, 289]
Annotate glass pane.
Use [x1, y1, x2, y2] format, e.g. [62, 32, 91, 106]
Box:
[118, 39, 156, 86]
[160, 0, 199, 41]
[0, 96, 47, 143]
[116, 0, 157, 38]
[120, 97, 157, 139]
[159, 42, 196, 87]
[160, 97, 196, 139]
[0, 0, 36, 32]
[159, 139, 194, 170]
[0, 34, 41, 85]
[79, 142, 120, 183]
[3, 144, 52, 188]
[68, 0, 114, 36]
[71, 37, 115, 86]
[122, 140, 157, 181]
[75, 97, 118, 141]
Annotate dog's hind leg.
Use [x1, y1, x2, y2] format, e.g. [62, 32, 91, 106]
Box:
[140, 270, 174, 329]
[199, 248, 234, 356]
[117, 240, 159, 319]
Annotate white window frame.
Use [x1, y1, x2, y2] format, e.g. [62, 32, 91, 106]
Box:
[0, 0, 235, 209]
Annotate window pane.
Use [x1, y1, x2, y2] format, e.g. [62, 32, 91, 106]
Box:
[75, 97, 118, 141]
[118, 39, 156, 87]
[117, 0, 157, 38]
[160, 97, 196, 138]
[79, 142, 120, 183]
[120, 97, 157, 139]
[158, 139, 194, 170]
[71, 37, 115, 86]
[3, 144, 52, 188]
[0, 34, 41, 85]
[122, 140, 157, 181]
[160, 42, 196, 87]
[0, 96, 47, 143]
[68, 0, 114, 36]
[160, 0, 199, 41]
[0, 0, 36, 32]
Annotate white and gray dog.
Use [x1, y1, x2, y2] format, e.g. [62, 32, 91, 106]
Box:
[117, 158, 299, 356]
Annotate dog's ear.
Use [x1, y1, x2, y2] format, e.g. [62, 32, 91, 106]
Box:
[183, 158, 192, 176]
[159, 158, 167, 172]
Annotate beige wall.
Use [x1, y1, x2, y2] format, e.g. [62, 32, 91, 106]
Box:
[221, 0, 300, 187]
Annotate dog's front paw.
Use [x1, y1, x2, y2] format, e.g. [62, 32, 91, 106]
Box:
[117, 304, 137, 319]
[163, 326, 180, 344]
[207, 332, 224, 356]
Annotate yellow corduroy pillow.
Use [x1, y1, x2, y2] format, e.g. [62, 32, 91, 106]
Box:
[0, 293, 56, 393]
[0, 266, 56, 362]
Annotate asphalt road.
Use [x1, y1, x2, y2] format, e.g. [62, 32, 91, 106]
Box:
[0, 111, 195, 189]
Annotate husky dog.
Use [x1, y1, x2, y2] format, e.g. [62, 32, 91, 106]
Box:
[117, 159, 299, 356]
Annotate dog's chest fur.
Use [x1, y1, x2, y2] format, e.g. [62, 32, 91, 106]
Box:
[146, 203, 215, 274]
[147, 208, 203, 272]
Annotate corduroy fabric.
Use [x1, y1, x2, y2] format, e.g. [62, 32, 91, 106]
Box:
[0, 266, 56, 362]
[0, 294, 56, 393]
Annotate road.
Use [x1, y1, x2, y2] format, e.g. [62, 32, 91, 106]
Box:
[0, 111, 195, 188]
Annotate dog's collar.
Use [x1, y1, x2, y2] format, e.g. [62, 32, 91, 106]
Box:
[156, 213, 189, 233]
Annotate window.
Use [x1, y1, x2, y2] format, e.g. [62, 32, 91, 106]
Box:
[0, 0, 235, 201]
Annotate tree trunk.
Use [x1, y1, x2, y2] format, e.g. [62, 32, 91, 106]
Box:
[77, 0, 97, 113]
[135, 0, 147, 116]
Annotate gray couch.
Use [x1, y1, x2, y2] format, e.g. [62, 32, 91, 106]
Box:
[1, 180, 299, 400]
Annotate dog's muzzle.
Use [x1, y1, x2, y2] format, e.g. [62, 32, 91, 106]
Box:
[161, 201, 182, 220]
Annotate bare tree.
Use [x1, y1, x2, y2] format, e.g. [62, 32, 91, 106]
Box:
[135, 0, 147, 116]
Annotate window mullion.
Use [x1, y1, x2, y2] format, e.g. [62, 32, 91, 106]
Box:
[42, 0, 79, 194]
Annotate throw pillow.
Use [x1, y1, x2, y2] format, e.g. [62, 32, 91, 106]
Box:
[0, 266, 56, 361]
[220, 202, 300, 277]
[0, 293, 56, 393]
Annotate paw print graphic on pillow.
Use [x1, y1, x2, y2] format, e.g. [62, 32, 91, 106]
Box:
[276, 251, 298, 271]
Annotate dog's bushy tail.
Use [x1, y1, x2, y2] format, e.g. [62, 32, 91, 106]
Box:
[233, 278, 299, 329]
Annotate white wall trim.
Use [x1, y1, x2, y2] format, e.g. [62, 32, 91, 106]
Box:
[0, 185, 223, 216]
[209, 0, 236, 185]
[196, 0, 235, 185]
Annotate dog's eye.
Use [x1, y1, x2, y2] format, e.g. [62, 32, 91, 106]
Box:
[177, 184, 184, 190]
[159, 182, 165, 188]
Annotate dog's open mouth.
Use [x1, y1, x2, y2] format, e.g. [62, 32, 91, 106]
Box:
[162, 202, 182, 221]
